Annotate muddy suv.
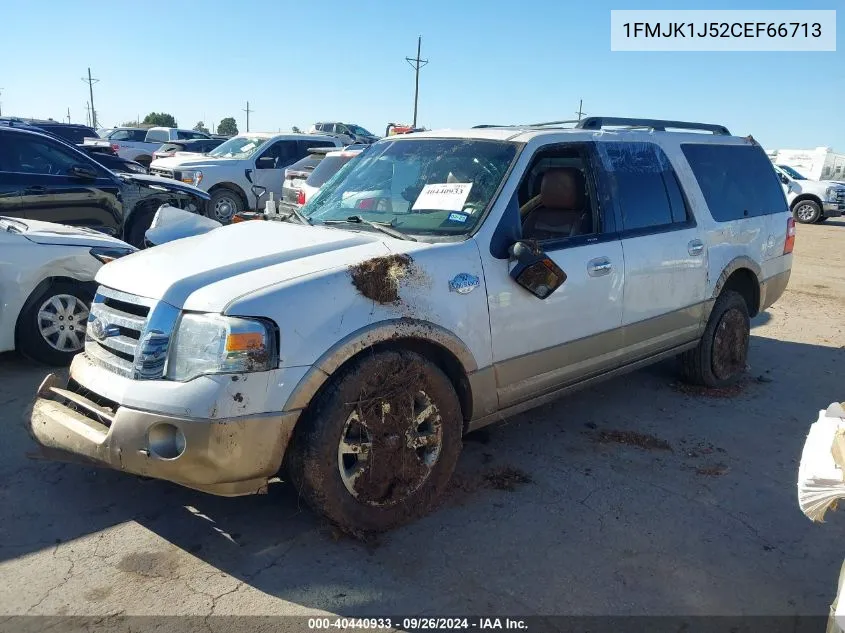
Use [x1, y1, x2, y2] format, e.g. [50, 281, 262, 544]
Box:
[28, 117, 793, 533]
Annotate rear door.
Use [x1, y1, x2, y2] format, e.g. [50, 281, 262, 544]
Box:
[0, 131, 25, 218]
[2, 133, 122, 234]
[595, 140, 706, 358]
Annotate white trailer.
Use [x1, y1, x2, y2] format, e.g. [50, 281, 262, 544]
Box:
[771, 147, 845, 182]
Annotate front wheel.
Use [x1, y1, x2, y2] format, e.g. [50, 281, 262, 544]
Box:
[287, 350, 463, 533]
[16, 281, 92, 365]
[207, 189, 243, 224]
[793, 200, 822, 224]
[680, 290, 750, 388]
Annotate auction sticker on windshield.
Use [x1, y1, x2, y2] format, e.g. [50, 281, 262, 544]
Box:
[412, 183, 472, 212]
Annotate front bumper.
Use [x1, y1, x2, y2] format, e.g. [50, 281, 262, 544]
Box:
[823, 202, 844, 217]
[28, 374, 298, 496]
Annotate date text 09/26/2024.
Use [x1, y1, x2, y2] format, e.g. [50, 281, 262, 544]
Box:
[307, 617, 528, 630]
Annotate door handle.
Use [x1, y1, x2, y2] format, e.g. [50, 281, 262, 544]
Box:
[688, 239, 705, 256]
[24, 186, 47, 195]
[588, 257, 613, 277]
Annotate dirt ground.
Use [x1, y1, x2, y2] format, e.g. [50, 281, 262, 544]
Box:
[1, 220, 845, 621]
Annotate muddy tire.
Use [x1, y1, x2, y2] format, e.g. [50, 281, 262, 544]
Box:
[793, 199, 822, 224]
[16, 281, 92, 366]
[680, 290, 750, 388]
[287, 350, 463, 533]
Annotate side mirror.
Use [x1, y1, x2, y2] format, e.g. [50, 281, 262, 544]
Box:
[508, 240, 567, 299]
[68, 165, 98, 180]
[256, 156, 276, 170]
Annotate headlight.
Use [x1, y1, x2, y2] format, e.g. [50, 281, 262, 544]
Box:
[826, 187, 843, 202]
[90, 246, 136, 263]
[166, 313, 276, 381]
[126, 162, 148, 174]
[180, 170, 203, 186]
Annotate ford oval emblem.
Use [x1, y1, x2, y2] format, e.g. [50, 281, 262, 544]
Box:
[449, 273, 480, 295]
[89, 317, 119, 340]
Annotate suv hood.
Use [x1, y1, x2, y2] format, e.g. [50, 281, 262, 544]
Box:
[118, 173, 210, 199]
[95, 221, 406, 312]
[4, 217, 133, 248]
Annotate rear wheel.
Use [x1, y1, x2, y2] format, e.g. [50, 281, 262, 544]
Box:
[680, 290, 750, 388]
[16, 281, 92, 366]
[207, 188, 243, 224]
[287, 350, 463, 534]
[793, 200, 822, 224]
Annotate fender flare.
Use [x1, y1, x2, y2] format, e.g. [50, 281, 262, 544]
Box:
[283, 318, 478, 412]
[711, 256, 761, 300]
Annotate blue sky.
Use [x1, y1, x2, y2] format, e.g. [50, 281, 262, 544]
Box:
[0, 0, 841, 150]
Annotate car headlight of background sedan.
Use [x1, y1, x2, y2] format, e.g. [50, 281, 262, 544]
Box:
[90, 246, 137, 263]
[166, 313, 276, 381]
[125, 162, 148, 174]
[179, 170, 203, 186]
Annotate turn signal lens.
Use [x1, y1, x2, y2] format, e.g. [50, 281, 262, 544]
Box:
[784, 217, 796, 254]
[225, 332, 264, 352]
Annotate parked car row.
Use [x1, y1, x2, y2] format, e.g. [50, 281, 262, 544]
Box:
[773, 163, 845, 224]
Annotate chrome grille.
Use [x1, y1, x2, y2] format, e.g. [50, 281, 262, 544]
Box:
[837, 189, 845, 205]
[85, 286, 179, 380]
[150, 167, 175, 179]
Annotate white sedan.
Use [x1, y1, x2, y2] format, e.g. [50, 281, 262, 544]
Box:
[0, 217, 135, 365]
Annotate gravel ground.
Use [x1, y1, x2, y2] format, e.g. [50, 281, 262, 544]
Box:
[1, 220, 844, 621]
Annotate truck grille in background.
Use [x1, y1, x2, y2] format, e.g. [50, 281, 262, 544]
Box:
[150, 167, 175, 179]
[837, 190, 845, 205]
[85, 286, 179, 380]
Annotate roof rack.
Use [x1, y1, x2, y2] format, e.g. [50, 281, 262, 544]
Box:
[575, 117, 730, 135]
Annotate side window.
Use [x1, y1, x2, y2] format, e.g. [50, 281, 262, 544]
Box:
[176, 130, 192, 140]
[145, 129, 169, 143]
[597, 142, 686, 233]
[257, 141, 298, 168]
[682, 143, 787, 222]
[3, 136, 83, 175]
[517, 145, 601, 244]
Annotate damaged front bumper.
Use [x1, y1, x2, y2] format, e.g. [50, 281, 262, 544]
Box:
[28, 374, 298, 496]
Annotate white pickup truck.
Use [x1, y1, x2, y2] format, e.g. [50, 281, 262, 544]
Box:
[149, 132, 341, 223]
[774, 164, 845, 224]
[99, 127, 212, 168]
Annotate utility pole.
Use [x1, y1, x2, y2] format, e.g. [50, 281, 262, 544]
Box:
[0, 88, 4, 116]
[81, 68, 100, 128]
[243, 101, 253, 132]
[67, 107, 71, 124]
[575, 99, 586, 121]
[85, 102, 91, 127]
[405, 36, 428, 128]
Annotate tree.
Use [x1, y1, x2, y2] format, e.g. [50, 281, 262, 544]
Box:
[292, 126, 301, 133]
[217, 117, 238, 136]
[193, 121, 210, 134]
[142, 112, 177, 127]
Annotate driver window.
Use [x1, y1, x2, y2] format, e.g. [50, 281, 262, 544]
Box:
[518, 147, 599, 244]
[6, 137, 81, 176]
[258, 141, 297, 169]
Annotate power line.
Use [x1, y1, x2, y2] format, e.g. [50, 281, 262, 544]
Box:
[405, 36, 428, 128]
[243, 101, 253, 132]
[81, 68, 100, 128]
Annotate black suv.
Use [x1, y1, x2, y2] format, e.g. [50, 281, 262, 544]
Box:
[0, 126, 209, 247]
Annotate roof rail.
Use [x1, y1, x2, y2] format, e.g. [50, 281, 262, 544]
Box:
[576, 117, 730, 135]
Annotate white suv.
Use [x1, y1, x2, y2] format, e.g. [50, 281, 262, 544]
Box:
[28, 117, 793, 533]
[149, 133, 341, 223]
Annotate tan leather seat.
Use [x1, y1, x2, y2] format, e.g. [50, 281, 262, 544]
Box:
[521, 168, 588, 240]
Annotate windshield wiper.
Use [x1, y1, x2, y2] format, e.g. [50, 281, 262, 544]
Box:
[322, 216, 417, 241]
[279, 204, 312, 225]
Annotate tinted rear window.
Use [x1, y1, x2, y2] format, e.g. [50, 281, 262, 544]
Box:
[306, 155, 355, 188]
[681, 144, 788, 221]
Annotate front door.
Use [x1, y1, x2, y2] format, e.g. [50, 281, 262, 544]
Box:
[252, 140, 299, 208]
[484, 143, 625, 409]
[2, 132, 121, 234]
